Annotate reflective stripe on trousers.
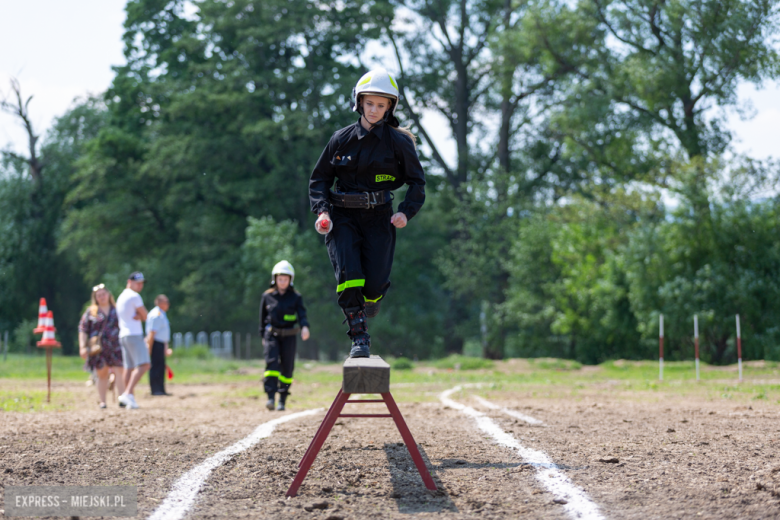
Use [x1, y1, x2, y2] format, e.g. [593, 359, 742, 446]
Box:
[263, 333, 296, 395]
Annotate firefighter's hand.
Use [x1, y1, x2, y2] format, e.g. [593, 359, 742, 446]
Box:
[315, 213, 332, 234]
[301, 326, 310, 341]
[391, 212, 407, 228]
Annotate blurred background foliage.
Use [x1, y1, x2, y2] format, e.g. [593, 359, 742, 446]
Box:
[2, 0, 780, 364]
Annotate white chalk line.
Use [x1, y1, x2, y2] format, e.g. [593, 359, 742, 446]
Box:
[472, 395, 545, 425]
[147, 408, 322, 520]
[442, 387, 604, 520]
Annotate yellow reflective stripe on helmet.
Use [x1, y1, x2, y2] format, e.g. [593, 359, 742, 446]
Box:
[283, 314, 297, 321]
[357, 75, 372, 86]
[387, 74, 398, 90]
[364, 295, 383, 303]
[337, 279, 365, 292]
[264, 370, 280, 378]
[278, 375, 293, 384]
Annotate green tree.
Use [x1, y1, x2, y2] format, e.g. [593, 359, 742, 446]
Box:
[387, 0, 505, 353]
[503, 0, 780, 363]
[391, 0, 598, 356]
[593, 0, 780, 159]
[62, 0, 391, 336]
[0, 83, 106, 353]
[624, 159, 780, 363]
[556, 0, 780, 191]
[505, 189, 660, 363]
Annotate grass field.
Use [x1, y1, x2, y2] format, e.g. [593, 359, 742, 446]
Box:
[1, 351, 778, 412]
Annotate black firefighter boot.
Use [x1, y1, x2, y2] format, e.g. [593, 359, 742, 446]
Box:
[344, 306, 371, 358]
[276, 393, 287, 411]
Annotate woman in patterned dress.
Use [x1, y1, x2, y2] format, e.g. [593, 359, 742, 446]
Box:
[78, 284, 125, 408]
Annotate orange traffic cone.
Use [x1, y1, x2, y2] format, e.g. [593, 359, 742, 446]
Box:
[37, 311, 61, 348]
[33, 298, 49, 334]
[37, 311, 61, 403]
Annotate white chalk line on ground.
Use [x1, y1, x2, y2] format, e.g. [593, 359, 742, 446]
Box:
[147, 408, 322, 520]
[472, 395, 545, 425]
[442, 387, 604, 520]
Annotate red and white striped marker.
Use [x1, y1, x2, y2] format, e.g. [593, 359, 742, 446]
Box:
[36, 311, 61, 348]
[659, 314, 664, 381]
[33, 298, 48, 334]
[694, 315, 700, 381]
[36, 311, 60, 403]
[736, 314, 742, 382]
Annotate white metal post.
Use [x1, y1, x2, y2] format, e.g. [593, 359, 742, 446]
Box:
[694, 315, 700, 381]
[736, 314, 742, 382]
[659, 314, 664, 381]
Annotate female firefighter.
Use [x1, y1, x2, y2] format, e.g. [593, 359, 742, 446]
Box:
[309, 68, 426, 358]
[260, 260, 310, 411]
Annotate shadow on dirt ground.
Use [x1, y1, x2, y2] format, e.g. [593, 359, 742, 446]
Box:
[384, 443, 459, 514]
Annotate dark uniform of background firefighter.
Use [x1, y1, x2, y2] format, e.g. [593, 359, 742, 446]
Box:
[260, 261, 310, 411]
[309, 68, 425, 358]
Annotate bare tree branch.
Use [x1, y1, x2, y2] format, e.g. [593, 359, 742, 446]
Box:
[0, 150, 24, 161]
[593, 0, 656, 55]
[389, 32, 456, 182]
[0, 78, 44, 183]
[647, 3, 667, 49]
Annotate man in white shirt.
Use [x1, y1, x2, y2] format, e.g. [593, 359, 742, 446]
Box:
[115, 271, 149, 409]
[146, 294, 172, 396]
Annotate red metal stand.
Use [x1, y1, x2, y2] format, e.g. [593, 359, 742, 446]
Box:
[286, 389, 437, 497]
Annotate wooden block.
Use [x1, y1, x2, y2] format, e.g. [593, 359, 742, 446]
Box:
[343, 355, 390, 394]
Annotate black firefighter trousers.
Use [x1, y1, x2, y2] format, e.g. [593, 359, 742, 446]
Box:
[325, 204, 396, 311]
[149, 340, 167, 395]
[263, 332, 296, 397]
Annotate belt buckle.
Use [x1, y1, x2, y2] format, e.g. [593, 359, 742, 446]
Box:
[365, 191, 380, 209]
[360, 191, 372, 209]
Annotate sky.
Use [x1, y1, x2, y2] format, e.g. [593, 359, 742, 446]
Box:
[0, 1, 778, 165]
[0, 1, 127, 151]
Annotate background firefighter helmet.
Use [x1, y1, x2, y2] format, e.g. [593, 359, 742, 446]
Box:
[271, 260, 295, 286]
[352, 68, 400, 118]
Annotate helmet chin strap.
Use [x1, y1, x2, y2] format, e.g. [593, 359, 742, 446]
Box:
[362, 113, 386, 130]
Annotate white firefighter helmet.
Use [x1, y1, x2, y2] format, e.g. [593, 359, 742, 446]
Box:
[271, 260, 295, 285]
[352, 68, 400, 115]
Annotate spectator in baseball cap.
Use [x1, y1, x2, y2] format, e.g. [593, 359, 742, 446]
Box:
[115, 271, 149, 409]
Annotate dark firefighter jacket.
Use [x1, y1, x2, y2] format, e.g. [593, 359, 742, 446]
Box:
[259, 289, 310, 332]
[308, 118, 426, 220]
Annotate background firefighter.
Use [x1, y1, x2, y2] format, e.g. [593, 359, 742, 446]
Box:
[309, 68, 426, 358]
[260, 261, 310, 411]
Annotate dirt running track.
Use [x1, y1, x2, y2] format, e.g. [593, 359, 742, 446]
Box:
[1, 380, 780, 519]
